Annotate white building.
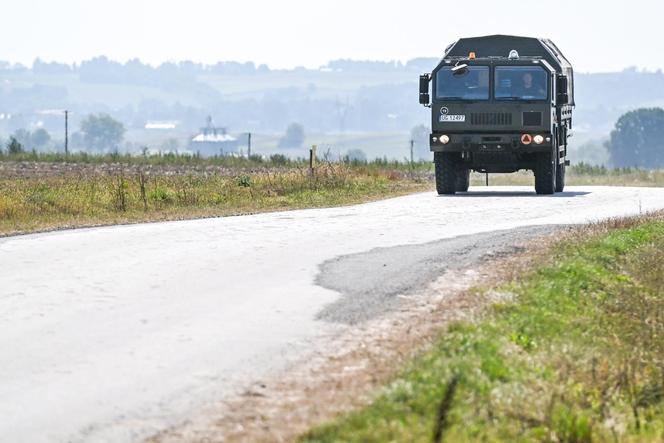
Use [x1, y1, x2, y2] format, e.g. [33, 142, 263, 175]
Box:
[190, 117, 239, 157]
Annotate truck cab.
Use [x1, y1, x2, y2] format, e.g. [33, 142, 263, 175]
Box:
[419, 35, 574, 195]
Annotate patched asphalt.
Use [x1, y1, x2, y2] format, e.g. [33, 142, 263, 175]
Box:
[316, 225, 564, 324]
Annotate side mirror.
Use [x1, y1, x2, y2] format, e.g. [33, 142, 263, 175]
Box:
[556, 75, 569, 104]
[557, 92, 569, 105]
[419, 74, 431, 106]
[451, 63, 469, 76]
[557, 75, 568, 93]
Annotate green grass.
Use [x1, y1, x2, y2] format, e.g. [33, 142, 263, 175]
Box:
[302, 216, 664, 442]
[0, 162, 431, 236]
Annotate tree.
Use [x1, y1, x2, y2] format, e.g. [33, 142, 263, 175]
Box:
[161, 138, 180, 153]
[607, 108, 664, 168]
[7, 136, 24, 154]
[12, 129, 32, 150]
[345, 148, 367, 163]
[278, 122, 305, 149]
[31, 128, 51, 149]
[80, 113, 125, 152]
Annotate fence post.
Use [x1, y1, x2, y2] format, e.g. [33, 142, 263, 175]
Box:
[309, 144, 317, 175]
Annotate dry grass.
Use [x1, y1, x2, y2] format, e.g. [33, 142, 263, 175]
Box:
[2, 155, 662, 238]
[0, 163, 431, 237]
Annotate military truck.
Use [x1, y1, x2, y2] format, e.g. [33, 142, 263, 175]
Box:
[419, 35, 574, 195]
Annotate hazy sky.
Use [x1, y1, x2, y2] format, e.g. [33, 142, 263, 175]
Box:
[2, 0, 663, 72]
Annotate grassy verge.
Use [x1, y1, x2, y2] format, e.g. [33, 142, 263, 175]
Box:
[302, 214, 664, 442]
[472, 164, 664, 187]
[2, 152, 663, 237]
[0, 163, 430, 236]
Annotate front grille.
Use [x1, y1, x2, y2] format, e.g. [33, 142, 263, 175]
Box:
[470, 113, 512, 126]
[523, 111, 543, 126]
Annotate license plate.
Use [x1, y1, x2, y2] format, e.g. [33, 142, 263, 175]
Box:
[439, 115, 466, 122]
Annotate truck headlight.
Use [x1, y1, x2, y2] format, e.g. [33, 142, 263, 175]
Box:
[533, 135, 544, 144]
[441, 135, 450, 144]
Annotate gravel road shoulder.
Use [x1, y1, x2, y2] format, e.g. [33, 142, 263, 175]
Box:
[149, 225, 566, 443]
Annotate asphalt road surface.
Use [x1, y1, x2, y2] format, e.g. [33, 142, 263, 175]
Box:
[2, 186, 664, 442]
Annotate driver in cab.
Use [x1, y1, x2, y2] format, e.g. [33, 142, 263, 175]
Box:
[518, 72, 546, 98]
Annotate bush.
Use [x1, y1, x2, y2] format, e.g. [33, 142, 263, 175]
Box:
[278, 123, 305, 149]
[571, 162, 608, 176]
[236, 175, 251, 187]
[7, 137, 24, 154]
[344, 148, 367, 164]
[148, 187, 174, 204]
[269, 154, 290, 165]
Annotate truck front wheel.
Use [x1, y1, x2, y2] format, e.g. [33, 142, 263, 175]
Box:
[456, 168, 470, 192]
[555, 159, 566, 192]
[434, 152, 459, 195]
[534, 149, 557, 195]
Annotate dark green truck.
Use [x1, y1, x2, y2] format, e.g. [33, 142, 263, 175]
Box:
[419, 35, 574, 195]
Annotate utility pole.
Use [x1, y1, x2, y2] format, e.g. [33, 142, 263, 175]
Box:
[409, 139, 414, 177]
[64, 110, 69, 155]
[247, 132, 252, 158]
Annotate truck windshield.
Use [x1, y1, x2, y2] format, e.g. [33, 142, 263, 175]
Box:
[495, 66, 548, 100]
[435, 66, 489, 100]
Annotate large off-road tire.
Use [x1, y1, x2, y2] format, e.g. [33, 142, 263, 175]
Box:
[434, 152, 459, 195]
[555, 158, 566, 192]
[455, 168, 470, 192]
[534, 149, 557, 195]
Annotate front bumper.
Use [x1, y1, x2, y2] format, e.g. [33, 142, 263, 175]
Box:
[430, 133, 552, 153]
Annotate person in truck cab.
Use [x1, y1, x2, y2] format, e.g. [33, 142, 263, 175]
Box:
[519, 72, 546, 98]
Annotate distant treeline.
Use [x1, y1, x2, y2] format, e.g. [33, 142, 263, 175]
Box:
[2, 57, 664, 151]
[0, 57, 432, 135]
[1, 57, 439, 77]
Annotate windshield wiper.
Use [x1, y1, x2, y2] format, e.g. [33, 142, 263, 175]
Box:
[498, 96, 544, 101]
[441, 97, 485, 101]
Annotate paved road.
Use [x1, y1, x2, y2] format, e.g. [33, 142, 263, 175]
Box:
[1, 186, 663, 442]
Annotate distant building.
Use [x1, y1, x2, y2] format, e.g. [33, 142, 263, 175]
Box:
[190, 116, 238, 157]
[145, 120, 178, 130]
